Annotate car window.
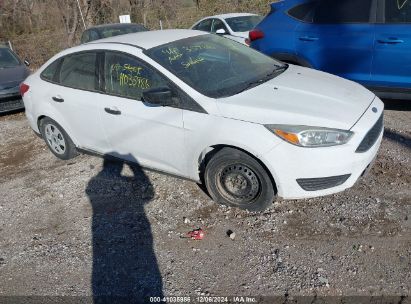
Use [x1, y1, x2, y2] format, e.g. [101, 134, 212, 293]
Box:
[59, 52, 97, 91]
[225, 16, 263, 32]
[211, 19, 229, 33]
[313, 0, 373, 24]
[194, 19, 212, 32]
[80, 31, 90, 44]
[0, 48, 20, 68]
[89, 30, 100, 41]
[385, 0, 411, 23]
[146, 34, 286, 98]
[288, 2, 318, 22]
[100, 25, 147, 38]
[104, 51, 168, 100]
[41, 59, 61, 82]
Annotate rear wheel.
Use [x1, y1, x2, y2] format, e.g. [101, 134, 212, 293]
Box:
[205, 147, 276, 211]
[39, 117, 78, 160]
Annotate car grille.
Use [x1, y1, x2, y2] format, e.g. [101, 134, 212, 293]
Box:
[0, 95, 24, 113]
[297, 174, 351, 191]
[356, 114, 384, 153]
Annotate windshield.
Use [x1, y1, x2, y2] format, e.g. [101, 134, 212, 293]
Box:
[225, 15, 263, 32]
[0, 48, 21, 69]
[145, 34, 286, 98]
[100, 24, 147, 38]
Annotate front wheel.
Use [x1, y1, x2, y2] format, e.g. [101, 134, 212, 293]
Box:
[205, 147, 276, 211]
[39, 117, 78, 160]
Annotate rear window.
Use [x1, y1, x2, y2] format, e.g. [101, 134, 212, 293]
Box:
[100, 25, 147, 38]
[288, 2, 317, 22]
[41, 59, 61, 82]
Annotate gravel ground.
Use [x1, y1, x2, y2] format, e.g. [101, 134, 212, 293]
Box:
[0, 101, 410, 302]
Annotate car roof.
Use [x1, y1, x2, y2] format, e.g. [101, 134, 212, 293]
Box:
[87, 23, 145, 30]
[206, 13, 259, 20]
[88, 29, 206, 49]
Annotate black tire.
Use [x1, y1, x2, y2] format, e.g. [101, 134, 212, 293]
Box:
[39, 117, 78, 160]
[204, 147, 276, 211]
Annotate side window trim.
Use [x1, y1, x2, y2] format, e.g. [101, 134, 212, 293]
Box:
[96, 51, 105, 92]
[377, 0, 385, 23]
[211, 19, 216, 32]
[102, 50, 207, 114]
[370, 0, 379, 23]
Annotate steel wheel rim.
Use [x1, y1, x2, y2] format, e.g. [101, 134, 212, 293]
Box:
[217, 163, 261, 205]
[44, 123, 66, 155]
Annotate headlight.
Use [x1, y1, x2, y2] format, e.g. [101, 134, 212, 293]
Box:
[265, 125, 353, 147]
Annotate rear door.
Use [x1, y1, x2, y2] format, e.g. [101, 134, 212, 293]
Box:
[371, 0, 411, 89]
[48, 51, 110, 153]
[295, 0, 376, 85]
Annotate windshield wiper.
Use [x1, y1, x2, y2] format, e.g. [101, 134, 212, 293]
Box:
[235, 64, 288, 95]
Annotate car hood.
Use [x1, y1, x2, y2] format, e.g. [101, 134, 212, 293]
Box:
[0, 65, 29, 90]
[216, 65, 375, 130]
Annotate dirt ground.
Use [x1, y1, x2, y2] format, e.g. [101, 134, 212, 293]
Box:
[0, 100, 410, 303]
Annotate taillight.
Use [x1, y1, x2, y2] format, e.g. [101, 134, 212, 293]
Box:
[20, 83, 30, 97]
[249, 29, 264, 42]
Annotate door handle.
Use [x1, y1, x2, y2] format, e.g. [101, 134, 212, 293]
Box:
[299, 36, 319, 42]
[378, 38, 404, 44]
[104, 107, 121, 115]
[52, 96, 64, 103]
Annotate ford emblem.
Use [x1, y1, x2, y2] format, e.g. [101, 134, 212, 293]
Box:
[372, 107, 378, 113]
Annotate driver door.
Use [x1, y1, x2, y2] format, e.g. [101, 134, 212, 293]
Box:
[99, 51, 186, 176]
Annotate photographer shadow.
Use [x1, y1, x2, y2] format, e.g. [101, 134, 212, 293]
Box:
[85, 154, 163, 303]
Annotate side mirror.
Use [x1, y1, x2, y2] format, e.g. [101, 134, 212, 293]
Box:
[216, 28, 226, 35]
[142, 87, 177, 107]
[24, 59, 30, 66]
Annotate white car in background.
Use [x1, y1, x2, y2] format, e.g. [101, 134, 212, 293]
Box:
[190, 13, 263, 44]
[21, 30, 383, 211]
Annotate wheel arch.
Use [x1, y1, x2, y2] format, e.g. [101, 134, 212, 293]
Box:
[36, 114, 80, 147]
[198, 144, 278, 194]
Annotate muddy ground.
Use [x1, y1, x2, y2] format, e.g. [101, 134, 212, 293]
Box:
[0, 100, 410, 303]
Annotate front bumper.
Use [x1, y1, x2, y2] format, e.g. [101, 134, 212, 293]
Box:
[261, 97, 384, 199]
[0, 89, 24, 113]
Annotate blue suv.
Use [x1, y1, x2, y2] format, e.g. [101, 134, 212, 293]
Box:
[250, 0, 411, 100]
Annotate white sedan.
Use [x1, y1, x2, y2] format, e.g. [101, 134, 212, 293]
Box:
[190, 13, 263, 44]
[22, 30, 383, 211]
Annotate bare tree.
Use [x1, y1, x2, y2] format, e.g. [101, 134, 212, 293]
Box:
[54, 0, 80, 46]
